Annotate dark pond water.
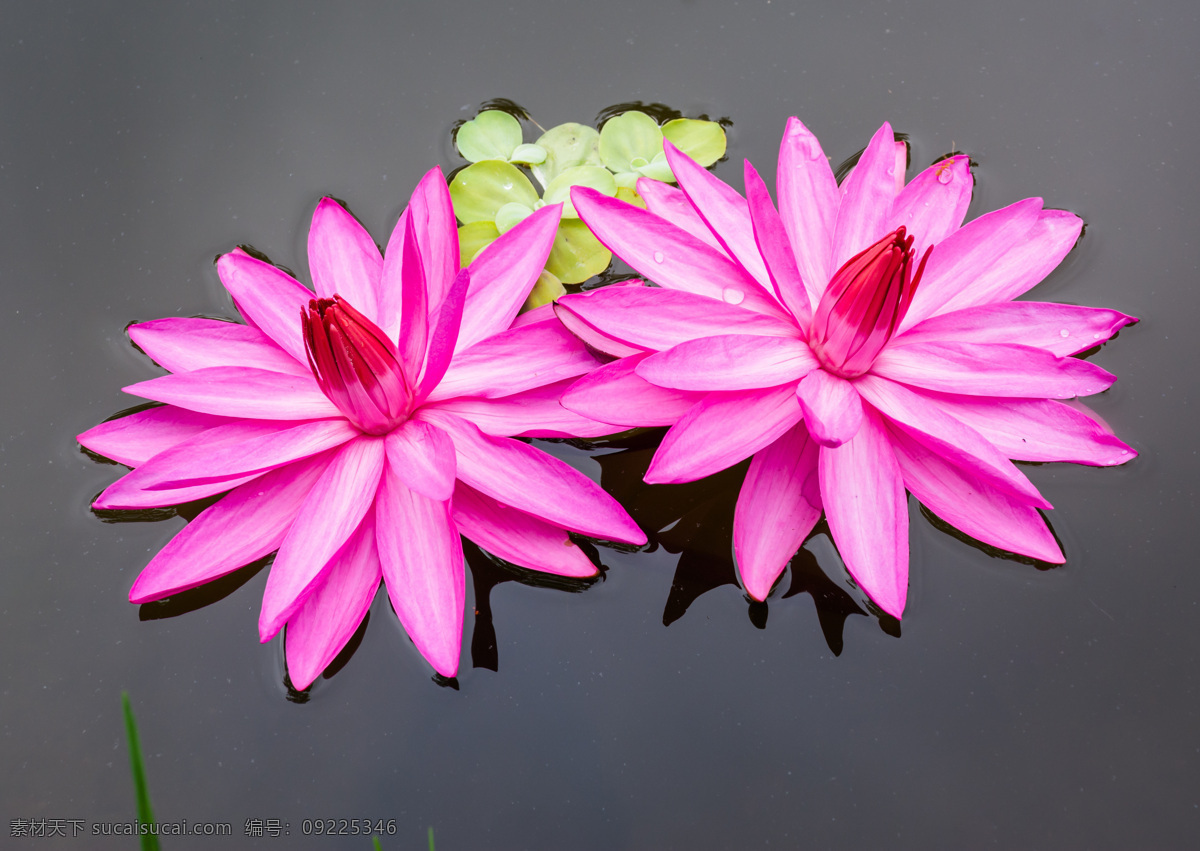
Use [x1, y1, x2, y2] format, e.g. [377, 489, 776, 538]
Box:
[3, 1, 1197, 848]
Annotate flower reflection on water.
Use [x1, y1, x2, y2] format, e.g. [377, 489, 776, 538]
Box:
[78, 168, 644, 690]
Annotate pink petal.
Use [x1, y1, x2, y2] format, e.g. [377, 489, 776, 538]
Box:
[94, 465, 261, 511]
[128, 318, 309, 376]
[415, 268, 471, 400]
[560, 354, 703, 428]
[636, 334, 816, 391]
[795, 369, 863, 447]
[940, 210, 1085, 312]
[407, 167, 460, 316]
[457, 204, 562, 351]
[396, 212, 430, 376]
[430, 317, 601, 401]
[426, 412, 645, 544]
[572, 187, 790, 320]
[307, 197, 383, 321]
[818, 408, 908, 617]
[555, 285, 796, 353]
[259, 436, 385, 641]
[426, 379, 621, 438]
[452, 481, 598, 578]
[894, 301, 1137, 357]
[285, 509, 383, 690]
[777, 116, 839, 309]
[216, 250, 313, 364]
[378, 207, 411, 342]
[646, 384, 803, 484]
[733, 422, 822, 600]
[129, 452, 333, 603]
[124, 366, 341, 419]
[375, 469, 464, 677]
[78, 406, 234, 467]
[744, 159, 812, 327]
[887, 155, 973, 261]
[137, 418, 357, 490]
[900, 197, 1043, 330]
[911, 391, 1137, 466]
[554, 298, 648, 358]
[384, 418, 456, 501]
[854, 374, 1050, 508]
[637, 178, 724, 250]
[887, 424, 1064, 563]
[664, 141, 772, 289]
[872, 341, 1117, 398]
[830, 122, 900, 271]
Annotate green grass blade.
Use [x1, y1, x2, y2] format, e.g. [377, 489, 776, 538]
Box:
[122, 692, 161, 851]
[428, 826, 435, 851]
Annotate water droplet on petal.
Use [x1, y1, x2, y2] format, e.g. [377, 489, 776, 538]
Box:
[722, 288, 745, 305]
[936, 167, 954, 185]
[653, 251, 665, 264]
[1060, 328, 1070, 338]
[1093, 332, 1102, 339]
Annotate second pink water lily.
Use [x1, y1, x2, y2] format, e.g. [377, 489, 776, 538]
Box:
[78, 168, 644, 689]
[559, 118, 1136, 617]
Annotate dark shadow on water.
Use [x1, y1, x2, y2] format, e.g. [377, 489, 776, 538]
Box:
[138, 557, 270, 620]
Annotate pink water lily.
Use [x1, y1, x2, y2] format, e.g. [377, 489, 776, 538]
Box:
[558, 118, 1136, 618]
[78, 168, 644, 689]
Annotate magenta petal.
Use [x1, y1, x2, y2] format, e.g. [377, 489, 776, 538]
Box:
[78, 406, 234, 467]
[125, 366, 340, 419]
[560, 354, 703, 428]
[777, 117, 839, 307]
[427, 412, 645, 545]
[795, 370, 863, 447]
[830, 122, 900, 271]
[744, 159, 812, 326]
[430, 318, 601, 401]
[894, 301, 1137, 357]
[308, 197, 383, 321]
[384, 419, 456, 501]
[286, 510, 382, 690]
[901, 197, 1043, 330]
[216, 250, 313, 364]
[636, 334, 816, 391]
[664, 141, 772, 288]
[427, 379, 621, 438]
[407, 167, 460, 314]
[646, 384, 803, 484]
[818, 408, 908, 618]
[95, 462, 261, 511]
[258, 436, 385, 641]
[888, 425, 1064, 563]
[396, 212, 430, 376]
[887, 156, 973, 261]
[415, 268, 470, 400]
[554, 297, 648, 358]
[375, 470, 463, 677]
[872, 341, 1117, 398]
[733, 423, 822, 600]
[637, 178, 724, 250]
[572, 187, 789, 320]
[458, 203, 562, 351]
[556, 285, 796, 353]
[452, 481, 598, 578]
[129, 318, 308, 376]
[129, 452, 333, 603]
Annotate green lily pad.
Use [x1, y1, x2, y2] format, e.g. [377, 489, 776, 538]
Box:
[455, 110, 523, 163]
[448, 161, 539, 224]
[598, 111, 664, 175]
[457, 221, 500, 268]
[510, 143, 547, 165]
[531, 123, 602, 188]
[522, 269, 566, 312]
[543, 166, 617, 217]
[615, 186, 647, 209]
[494, 201, 535, 234]
[662, 118, 727, 167]
[545, 218, 612, 284]
[636, 150, 676, 183]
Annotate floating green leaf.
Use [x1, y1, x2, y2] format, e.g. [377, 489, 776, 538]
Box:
[457, 221, 500, 267]
[598, 111, 664, 175]
[455, 110, 523, 163]
[494, 201, 535, 234]
[662, 118, 727, 167]
[532, 123, 602, 188]
[510, 143, 547, 165]
[449, 161, 539, 224]
[523, 269, 567, 311]
[545, 218, 611, 284]
[543, 165, 617, 218]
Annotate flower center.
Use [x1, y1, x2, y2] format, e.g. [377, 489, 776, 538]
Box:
[809, 226, 931, 379]
[302, 296, 413, 434]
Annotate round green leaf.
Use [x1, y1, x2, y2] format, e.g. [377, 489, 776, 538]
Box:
[522, 269, 566, 312]
[494, 201, 535, 235]
[543, 166, 617, 217]
[545, 219, 612, 284]
[615, 186, 647, 209]
[458, 221, 500, 268]
[455, 110, 523, 163]
[510, 143, 547, 165]
[612, 170, 641, 190]
[635, 151, 676, 184]
[449, 161, 539, 224]
[662, 118, 727, 167]
[598, 111, 663, 174]
[531, 123, 602, 189]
